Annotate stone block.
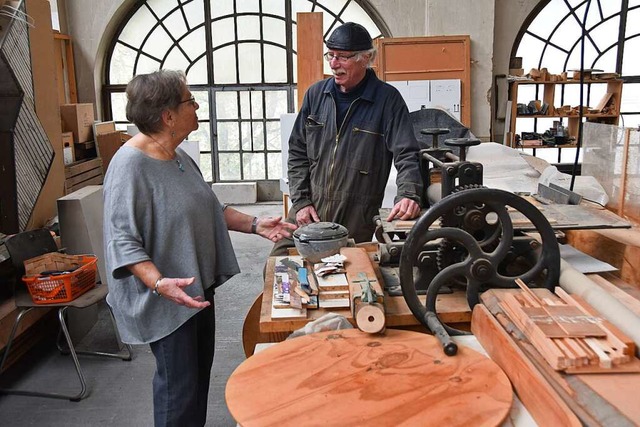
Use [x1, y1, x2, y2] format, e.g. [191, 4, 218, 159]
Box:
[212, 182, 257, 204]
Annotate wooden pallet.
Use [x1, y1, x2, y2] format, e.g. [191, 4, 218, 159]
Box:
[64, 157, 103, 194]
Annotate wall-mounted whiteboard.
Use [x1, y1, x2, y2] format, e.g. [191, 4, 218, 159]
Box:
[388, 79, 461, 121]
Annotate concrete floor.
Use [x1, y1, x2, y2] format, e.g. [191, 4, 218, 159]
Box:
[0, 203, 285, 426]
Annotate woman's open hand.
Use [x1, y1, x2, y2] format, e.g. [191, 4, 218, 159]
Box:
[255, 216, 297, 242]
[156, 277, 211, 309]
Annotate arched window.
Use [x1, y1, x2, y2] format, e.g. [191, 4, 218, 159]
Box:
[513, 0, 640, 130]
[102, 0, 385, 182]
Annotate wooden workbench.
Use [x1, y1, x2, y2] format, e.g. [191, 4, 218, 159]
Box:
[258, 256, 471, 334]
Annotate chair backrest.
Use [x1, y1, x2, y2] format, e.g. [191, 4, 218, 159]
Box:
[4, 229, 59, 277]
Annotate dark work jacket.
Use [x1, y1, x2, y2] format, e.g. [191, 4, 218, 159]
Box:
[287, 69, 423, 243]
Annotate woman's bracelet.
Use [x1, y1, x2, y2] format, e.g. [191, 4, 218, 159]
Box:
[153, 276, 164, 296]
[251, 217, 258, 234]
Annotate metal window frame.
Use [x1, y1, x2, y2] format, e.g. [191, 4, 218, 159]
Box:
[101, 0, 388, 183]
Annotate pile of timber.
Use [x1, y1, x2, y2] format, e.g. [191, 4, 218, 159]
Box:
[499, 280, 634, 371]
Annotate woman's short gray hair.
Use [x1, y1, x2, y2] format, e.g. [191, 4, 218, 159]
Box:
[356, 47, 377, 68]
[125, 69, 187, 134]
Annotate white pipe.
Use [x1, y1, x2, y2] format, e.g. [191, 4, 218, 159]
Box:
[559, 259, 640, 356]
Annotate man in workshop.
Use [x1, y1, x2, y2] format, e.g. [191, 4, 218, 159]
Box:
[272, 22, 423, 255]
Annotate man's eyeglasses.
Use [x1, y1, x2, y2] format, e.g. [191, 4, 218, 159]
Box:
[178, 96, 196, 107]
[323, 52, 358, 63]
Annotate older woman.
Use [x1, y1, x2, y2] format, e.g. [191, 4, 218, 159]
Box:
[103, 69, 296, 427]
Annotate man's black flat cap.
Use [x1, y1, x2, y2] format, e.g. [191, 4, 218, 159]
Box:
[325, 22, 373, 51]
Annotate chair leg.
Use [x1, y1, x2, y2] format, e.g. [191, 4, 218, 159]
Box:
[0, 307, 87, 401]
[55, 305, 132, 361]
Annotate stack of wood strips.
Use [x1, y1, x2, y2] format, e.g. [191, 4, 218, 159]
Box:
[499, 279, 634, 371]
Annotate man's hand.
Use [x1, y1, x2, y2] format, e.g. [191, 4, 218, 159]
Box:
[296, 205, 320, 226]
[386, 198, 420, 221]
[256, 216, 298, 242]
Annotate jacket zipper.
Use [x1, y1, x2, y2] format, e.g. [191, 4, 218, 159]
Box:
[324, 96, 360, 220]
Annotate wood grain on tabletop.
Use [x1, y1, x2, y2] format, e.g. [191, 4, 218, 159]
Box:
[226, 328, 512, 427]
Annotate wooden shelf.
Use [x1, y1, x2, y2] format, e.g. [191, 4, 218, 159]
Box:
[507, 78, 623, 154]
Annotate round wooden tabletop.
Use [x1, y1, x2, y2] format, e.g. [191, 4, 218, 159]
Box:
[226, 329, 512, 426]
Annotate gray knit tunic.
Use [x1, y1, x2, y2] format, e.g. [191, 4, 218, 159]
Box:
[103, 146, 240, 344]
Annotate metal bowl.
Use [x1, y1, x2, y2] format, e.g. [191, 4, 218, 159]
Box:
[293, 222, 349, 263]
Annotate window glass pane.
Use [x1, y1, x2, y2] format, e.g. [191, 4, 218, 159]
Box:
[590, 16, 620, 54]
[212, 17, 235, 48]
[219, 153, 240, 180]
[136, 55, 161, 75]
[183, 0, 205, 27]
[549, 18, 582, 52]
[622, 38, 640, 75]
[243, 152, 265, 180]
[186, 57, 208, 84]
[210, 0, 234, 19]
[251, 91, 264, 118]
[262, 16, 285, 45]
[291, 0, 313, 16]
[240, 91, 250, 119]
[516, 34, 546, 71]
[217, 122, 240, 150]
[627, 8, 640, 40]
[193, 91, 209, 118]
[262, 1, 285, 17]
[143, 25, 173, 58]
[162, 8, 188, 39]
[621, 114, 640, 129]
[236, 0, 260, 14]
[264, 44, 287, 83]
[146, 0, 175, 18]
[180, 27, 206, 62]
[252, 122, 265, 151]
[241, 122, 251, 150]
[566, 41, 599, 72]
[200, 153, 212, 181]
[165, 47, 190, 73]
[111, 92, 128, 122]
[266, 121, 281, 150]
[119, 6, 155, 48]
[593, 48, 617, 74]
[237, 16, 261, 40]
[527, 4, 568, 41]
[265, 91, 287, 119]
[267, 152, 282, 180]
[540, 45, 569, 73]
[188, 121, 211, 152]
[213, 45, 237, 84]
[238, 43, 262, 83]
[621, 83, 640, 113]
[110, 43, 136, 84]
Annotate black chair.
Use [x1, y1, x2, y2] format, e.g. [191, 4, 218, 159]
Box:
[0, 228, 132, 401]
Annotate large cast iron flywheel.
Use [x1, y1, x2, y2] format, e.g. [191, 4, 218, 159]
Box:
[399, 188, 560, 355]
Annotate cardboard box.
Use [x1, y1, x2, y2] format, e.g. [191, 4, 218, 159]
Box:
[60, 103, 95, 143]
[61, 131, 75, 165]
[96, 130, 124, 172]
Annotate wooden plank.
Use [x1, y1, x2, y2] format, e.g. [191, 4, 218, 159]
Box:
[64, 157, 103, 179]
[565, 228, 640, 288]
[471, 304, 581, 427]
[296, 12, 323, 110]
[65, 175, 103, 194]
[64, 166, 102, 187]
[543, 305, 607, 338]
